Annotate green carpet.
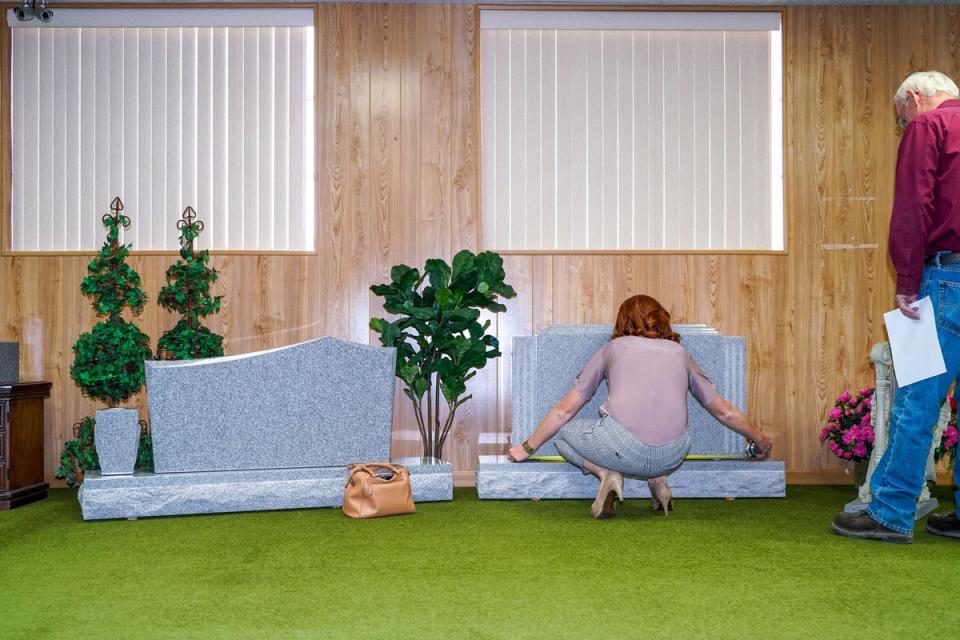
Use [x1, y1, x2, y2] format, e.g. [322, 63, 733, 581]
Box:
[1, 486, 957, 639]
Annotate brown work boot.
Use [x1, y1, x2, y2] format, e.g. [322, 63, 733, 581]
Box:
[831, 511, 913, 544]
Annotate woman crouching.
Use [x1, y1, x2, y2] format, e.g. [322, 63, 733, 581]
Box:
[507, 294, 772, 518]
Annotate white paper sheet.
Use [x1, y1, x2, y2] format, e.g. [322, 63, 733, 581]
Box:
[883, 296, 947, 387]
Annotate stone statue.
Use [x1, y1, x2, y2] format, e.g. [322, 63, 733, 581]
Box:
[844, 341, 948, 517]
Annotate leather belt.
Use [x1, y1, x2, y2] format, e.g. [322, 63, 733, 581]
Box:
[925, 252, 960, 266]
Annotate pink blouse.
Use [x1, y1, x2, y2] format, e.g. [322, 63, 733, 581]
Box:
[573, 335, 719, 445]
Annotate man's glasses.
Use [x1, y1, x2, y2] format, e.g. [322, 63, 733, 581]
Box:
[897, 93, 914, 129]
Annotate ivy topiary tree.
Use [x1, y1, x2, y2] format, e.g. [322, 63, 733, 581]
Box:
[369, 250, 516, 460]
[54, 417, 97, 488]
[55, 197, 152, 486]
[156, 207, 224, 360]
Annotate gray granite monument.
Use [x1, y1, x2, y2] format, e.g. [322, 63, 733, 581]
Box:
[477, 325, 785, 499]
[78, 337, 452, 520]
[0, 342, 19, 383]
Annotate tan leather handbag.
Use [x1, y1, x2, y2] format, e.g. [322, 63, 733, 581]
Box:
[342, 462, 416, 519]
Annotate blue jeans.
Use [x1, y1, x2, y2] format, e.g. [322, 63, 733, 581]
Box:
[868, 256, 960, 533]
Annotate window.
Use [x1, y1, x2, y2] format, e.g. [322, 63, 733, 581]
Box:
[480, 10, 783, 251]
[7, 8, 316, 252]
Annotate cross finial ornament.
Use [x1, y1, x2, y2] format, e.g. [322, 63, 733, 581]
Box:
[101, 196, 131, 235]
[176, 206, 205, 251]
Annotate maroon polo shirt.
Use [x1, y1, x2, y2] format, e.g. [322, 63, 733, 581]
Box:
[888, 98, 960, 295]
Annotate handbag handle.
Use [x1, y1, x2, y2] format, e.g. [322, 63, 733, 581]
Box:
[348, 462, 406, 477]
[345, 462, 407, 489]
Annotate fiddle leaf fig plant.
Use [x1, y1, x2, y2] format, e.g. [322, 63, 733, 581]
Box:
[370, 250, 516, 459]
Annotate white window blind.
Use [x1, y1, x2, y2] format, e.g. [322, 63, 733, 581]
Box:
[8, 8, 316, 252]
[480, 10, 783, 251]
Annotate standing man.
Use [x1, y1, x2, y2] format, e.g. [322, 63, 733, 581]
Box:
[833, 71, 960, 544]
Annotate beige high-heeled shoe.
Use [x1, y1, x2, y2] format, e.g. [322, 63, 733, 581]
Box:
[648, 478, 673, 516]
[591, 470, 625, 519]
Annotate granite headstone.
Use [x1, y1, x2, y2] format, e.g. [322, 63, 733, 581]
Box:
[79, 337, 455, 520]
[477, 324, 784, 499]
[146, 337, 397, 472]
[0, 342, 18, 383]
[511, 324, 746, 457]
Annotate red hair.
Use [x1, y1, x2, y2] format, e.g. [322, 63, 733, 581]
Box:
[612, 295, 680, 343]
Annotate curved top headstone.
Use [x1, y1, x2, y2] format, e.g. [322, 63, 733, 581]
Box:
[146, 337, 397, 473]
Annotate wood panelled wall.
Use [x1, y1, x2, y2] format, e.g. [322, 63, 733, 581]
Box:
[2, 4, 959, 486]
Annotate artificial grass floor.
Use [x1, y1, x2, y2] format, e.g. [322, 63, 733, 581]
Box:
[1, 486, 958, 640]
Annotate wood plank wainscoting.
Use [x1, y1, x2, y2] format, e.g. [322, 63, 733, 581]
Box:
[1, 4, 958, 486]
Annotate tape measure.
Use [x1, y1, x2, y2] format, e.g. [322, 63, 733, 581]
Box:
[526, 454, 747, 462]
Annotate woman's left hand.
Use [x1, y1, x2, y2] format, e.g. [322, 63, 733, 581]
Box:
[507, 444, 529, 463]
[754, 435, 773, 459]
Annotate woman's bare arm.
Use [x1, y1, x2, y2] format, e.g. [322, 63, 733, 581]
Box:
[705, 396, 772, 458]
[507, 388, 588, 462]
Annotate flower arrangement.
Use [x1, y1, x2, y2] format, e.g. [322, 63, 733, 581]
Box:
[820, 388, 875, 462]
[935, 394, 959, 467]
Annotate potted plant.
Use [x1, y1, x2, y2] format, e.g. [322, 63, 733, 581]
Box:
[819, 387, 875, 486]
[370, 250, 515, 460]
[935, 393, 959, 468]
[156, 206, 224, 360]
[54, 417, 98, 487]
[69, 197, 152, 475]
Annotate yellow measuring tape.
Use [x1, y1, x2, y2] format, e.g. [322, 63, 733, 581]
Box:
[527, 454, 747, 462]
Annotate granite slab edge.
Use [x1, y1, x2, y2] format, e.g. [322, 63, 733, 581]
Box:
[78, 464, 454, 520]
[476, 461, 785, 499]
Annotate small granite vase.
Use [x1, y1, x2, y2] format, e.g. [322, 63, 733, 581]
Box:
[95, 408, 140, 475]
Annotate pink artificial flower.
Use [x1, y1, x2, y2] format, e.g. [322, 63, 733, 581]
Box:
[838, 391, 852, 403]
[842, 429, 857, 445]
[829, 441, 843, 455]
[829, 407, 843, 420]
[853, 443, 868, 458]
[945, 426, 959, 449]
[860, 414, 872, 427]
[864, 396, 872, 409]
[859, 387, 873, 397]
[819, 427, 830, 443]
[843, 451, 853, 459]
[862, 426, 875, 443]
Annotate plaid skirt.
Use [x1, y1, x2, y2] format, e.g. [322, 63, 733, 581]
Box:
[555, 414, 691, 479]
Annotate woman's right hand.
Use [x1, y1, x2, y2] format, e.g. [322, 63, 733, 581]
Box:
[506, 444, 529, 463]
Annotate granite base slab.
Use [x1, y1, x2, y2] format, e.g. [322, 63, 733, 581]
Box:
[78, 458, 452, 521]
[476, 457, 785, 499]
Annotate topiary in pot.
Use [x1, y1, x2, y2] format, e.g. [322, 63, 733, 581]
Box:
[59, 197, 152, 480]
[156, 207, 224, 360]
[370, 250, 516, 460]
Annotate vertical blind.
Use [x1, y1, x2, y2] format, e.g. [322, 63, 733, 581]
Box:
[480, 11, 783, 251]
[9, 9, 316, 252]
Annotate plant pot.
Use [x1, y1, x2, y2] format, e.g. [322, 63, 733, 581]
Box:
[94, 408, 140, 475]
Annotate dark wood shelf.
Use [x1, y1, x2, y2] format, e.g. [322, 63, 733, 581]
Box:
[0, 381, 53, 510]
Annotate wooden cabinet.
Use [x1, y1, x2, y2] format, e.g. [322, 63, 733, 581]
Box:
[0, 381, 52, 510]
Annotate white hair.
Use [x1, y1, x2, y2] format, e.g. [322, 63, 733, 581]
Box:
[895, 70, 960, 107]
